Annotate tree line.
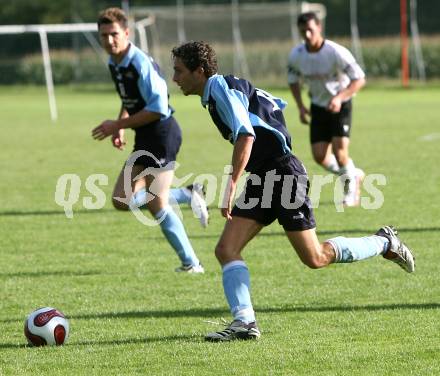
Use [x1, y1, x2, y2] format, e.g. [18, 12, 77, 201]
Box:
[1, 0, 438, 36]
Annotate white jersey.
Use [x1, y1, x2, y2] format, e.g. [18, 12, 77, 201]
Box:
[287, 40, 365, 108]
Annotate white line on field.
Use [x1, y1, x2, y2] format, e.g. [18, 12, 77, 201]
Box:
[419, 133, 440, 141]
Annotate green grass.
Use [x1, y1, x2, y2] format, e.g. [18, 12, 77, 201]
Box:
[0, 84, 439, 375]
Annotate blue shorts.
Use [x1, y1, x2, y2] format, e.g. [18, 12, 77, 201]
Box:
[231, 154, 316, 231]
[131, 116, 182, 168]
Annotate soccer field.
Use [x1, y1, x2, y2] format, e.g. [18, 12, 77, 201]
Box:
[1, 84, 439, 375]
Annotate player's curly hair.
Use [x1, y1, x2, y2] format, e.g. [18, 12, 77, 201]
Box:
[98, 7, 128, 29]
[172, 41, 218, 78]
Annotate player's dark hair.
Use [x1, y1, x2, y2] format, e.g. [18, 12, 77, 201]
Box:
[297, 12, 320, 26]
[172, 41, 218, 78]
[98, 7, 128, 29]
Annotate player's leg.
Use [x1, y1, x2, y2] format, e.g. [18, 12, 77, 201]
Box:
[310, 103, 340, 174]
[205, 216, 263, 341]
[111, 162, 194, 209]
[332, 136, 350, 167]
[285, 227, 414, 272]
[332, 136, 363, 206]
[123, 114, 209, 225]
[112, 163, 146, 210]
[131, 184, 209, 227]
[277, 153, 410, 269]
[331, 100, 364, 206]
[111, 162, 179, 210]
[311, 142, 341, 174]
[143, 169, 203, 272]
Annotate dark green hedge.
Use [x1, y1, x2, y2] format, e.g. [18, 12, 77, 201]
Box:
[1, 40, 439, 85]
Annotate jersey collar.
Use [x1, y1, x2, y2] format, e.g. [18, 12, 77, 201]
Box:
[201, 74, 219, 107]
[305, 39, 326, 53]
[108, 42, 135, 67]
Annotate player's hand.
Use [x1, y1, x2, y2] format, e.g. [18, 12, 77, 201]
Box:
[328, 96, 342, 113]
[111, 130, 126, 150]
[221, 177, 237, 220]
[92, 120, 120, 141]
[299, 106, 310, 125]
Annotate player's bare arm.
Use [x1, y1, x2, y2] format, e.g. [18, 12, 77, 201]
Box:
[289, 82, 310, 124]
[92, 109, 161, 141]
[328, 77, 366, 113]
[222, 134, 254, 220]
[111, 106, 128, 150]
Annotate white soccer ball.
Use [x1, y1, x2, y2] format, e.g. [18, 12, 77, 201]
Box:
[24, 307, 69, 346]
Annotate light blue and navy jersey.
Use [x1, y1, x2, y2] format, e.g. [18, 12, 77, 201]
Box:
[201, 74, 292, 172]
[108, 43, 173, 123]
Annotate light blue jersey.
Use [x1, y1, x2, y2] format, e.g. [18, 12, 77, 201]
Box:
[109, 43, 172, 119]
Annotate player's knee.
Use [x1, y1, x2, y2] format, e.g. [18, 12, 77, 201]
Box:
[313, 153, 326, 166]
[112, 197, 129, 211]
[215, 242, 237, 264]
[214, 243, 227, 263]
[302, 256, 327, 269]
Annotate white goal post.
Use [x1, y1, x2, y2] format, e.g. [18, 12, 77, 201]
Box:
[0, 17, 159, 123]
[0, 23, 102, 122]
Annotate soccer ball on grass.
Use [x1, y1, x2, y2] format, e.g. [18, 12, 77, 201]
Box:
[24, 307, 69, 346]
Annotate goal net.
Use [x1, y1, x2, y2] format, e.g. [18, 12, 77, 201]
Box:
[132, 1, 326, 87]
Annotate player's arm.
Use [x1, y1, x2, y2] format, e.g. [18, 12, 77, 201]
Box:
[222, 134, 254, 220]
[111, 106, 128, 150]
[328, 45, 366, 113]
[289, 82, 310, 125]
[288, 53, 309, 125]
[328, 77, 365, 113]
[115, 108, 161, 129]
[92, 108, 161, 141]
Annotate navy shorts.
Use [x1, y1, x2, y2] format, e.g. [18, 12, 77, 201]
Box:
[130, 116, 182, 168]
[310, 100, 352, 144]
[231, 154, 316, 231]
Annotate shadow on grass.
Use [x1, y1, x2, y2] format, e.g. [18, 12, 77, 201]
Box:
[0, 270, 104, 279]
[0, 209, 114, 217]
[71, 334, 200, 347]
[1, 303, 438, 327]
[67, 302, 440, 321]
[0, 343, 27, 349]
[1, 209, 438, 237]
[176, 226, 440, 240]
[0, 334, 201, 349]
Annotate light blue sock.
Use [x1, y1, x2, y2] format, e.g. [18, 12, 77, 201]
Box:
[129, 188, 149, 209]
[327, 235, 389, 263]
[222, 260, 255, 324]
[169, 187, 191, 204]
[129, 187, 191, 209]
[155, 206, 199, 266]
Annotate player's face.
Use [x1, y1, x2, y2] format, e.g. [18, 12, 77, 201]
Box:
[99, 22, 129, 60]
[172, 57, 206, 96]
[299, 19, 323, 49]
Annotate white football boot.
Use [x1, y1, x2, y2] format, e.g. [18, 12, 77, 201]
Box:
[189, 183, 209, 228]
[174, 263, 205, 274]
[343, 168, 365, 207]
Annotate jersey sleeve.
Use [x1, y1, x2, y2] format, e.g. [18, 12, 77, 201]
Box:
[334, 45, 365, 81]
[136, 57, 170, 118]
[287, 49, 301, 84]
[211, 79, 255, 143]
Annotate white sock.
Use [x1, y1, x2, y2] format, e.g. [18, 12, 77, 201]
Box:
[339, 158, 356, 178]
[323, 154, 341, 175]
